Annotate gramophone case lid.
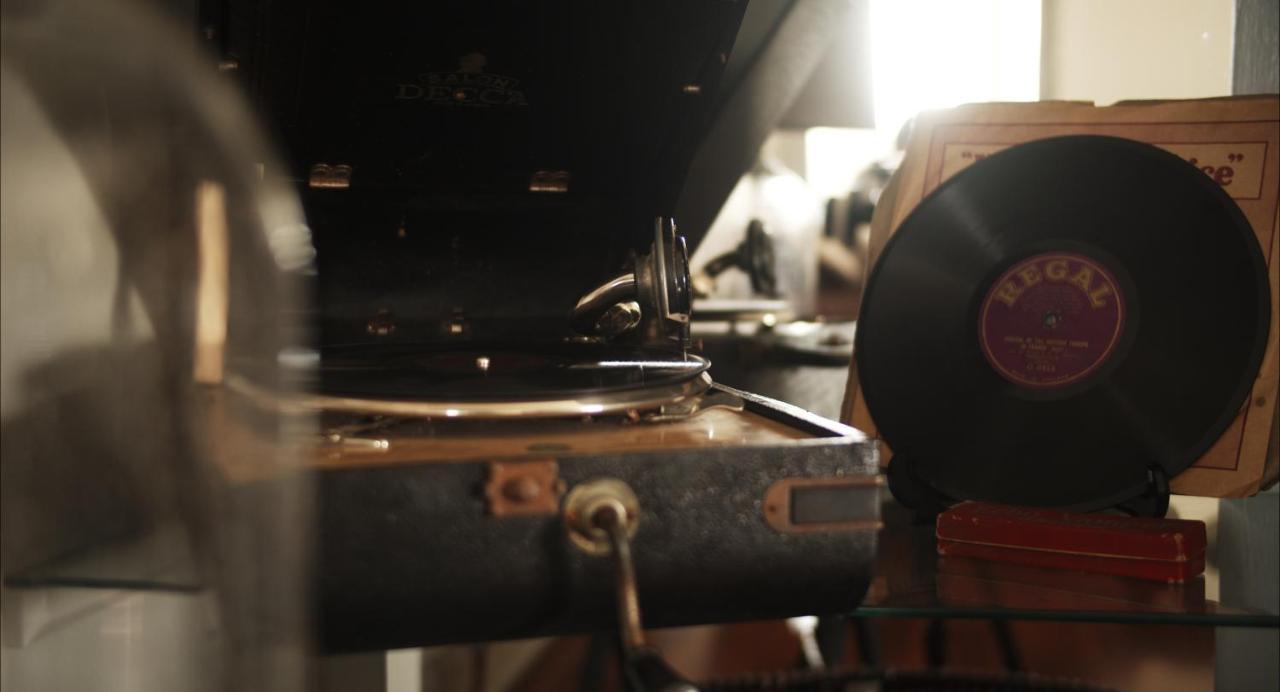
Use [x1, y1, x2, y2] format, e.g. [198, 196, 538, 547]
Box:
[226, 2, 746, 339]
[234, 2, 743, 242]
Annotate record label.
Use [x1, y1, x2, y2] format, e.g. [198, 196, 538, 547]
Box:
[979, 252, 1125, 388]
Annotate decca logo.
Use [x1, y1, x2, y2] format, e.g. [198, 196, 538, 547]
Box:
[394, 52, 528, 107]
[992, 256, 1115, 309]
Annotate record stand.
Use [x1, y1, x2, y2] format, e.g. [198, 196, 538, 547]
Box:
[887, 456, 1171, 521]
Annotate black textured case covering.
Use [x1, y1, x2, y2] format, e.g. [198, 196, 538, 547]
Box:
[312, 392, 879, 652]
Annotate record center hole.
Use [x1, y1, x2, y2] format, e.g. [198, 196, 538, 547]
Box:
[1042, 310, 1063, 329]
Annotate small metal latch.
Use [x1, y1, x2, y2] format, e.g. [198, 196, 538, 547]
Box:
[321, 433, 389, 453]
[529, 169, 570, 193]
[319, 417, 399, 454]
[442, 307, 470, 337]
[308, 163, 352, 189]
[485, 460, 564, 517]
[366, 308, 396, 336]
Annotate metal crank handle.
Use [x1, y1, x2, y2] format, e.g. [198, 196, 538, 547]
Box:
[564, 480, 697, 692]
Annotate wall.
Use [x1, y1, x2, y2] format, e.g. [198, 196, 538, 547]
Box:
[1041, 0, 1235, 103]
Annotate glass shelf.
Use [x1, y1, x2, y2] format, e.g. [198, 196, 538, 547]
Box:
[856, 502, 1280, 628]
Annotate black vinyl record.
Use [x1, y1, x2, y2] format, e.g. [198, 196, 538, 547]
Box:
[315, 342, 710, 401]
[855, 135, 1270, 511]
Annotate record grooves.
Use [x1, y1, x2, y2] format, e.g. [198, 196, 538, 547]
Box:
[855, 135, 1271, 512]
[316, 342, 710, 401]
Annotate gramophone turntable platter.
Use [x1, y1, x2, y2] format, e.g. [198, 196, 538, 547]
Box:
[258, 343, 715, 419]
